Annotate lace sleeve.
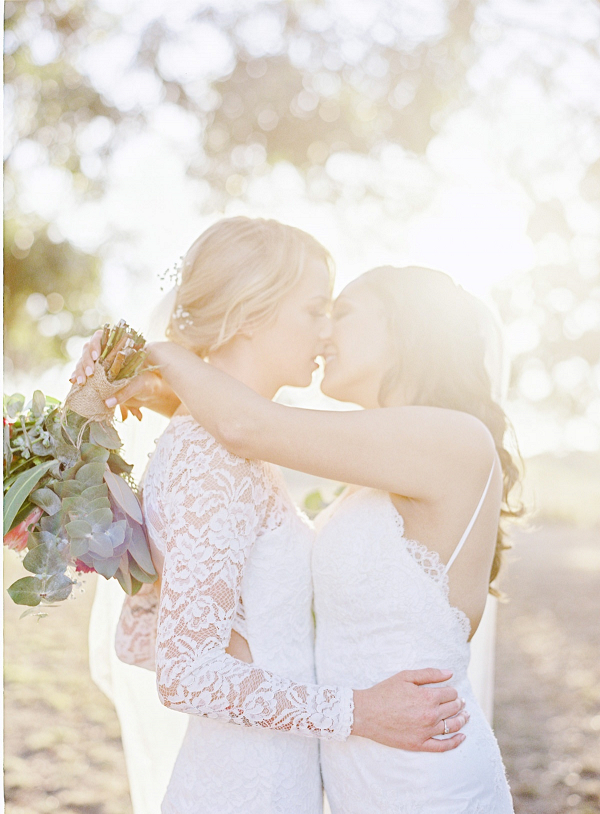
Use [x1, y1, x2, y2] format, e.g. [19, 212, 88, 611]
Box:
[114, 587, 249, 671]
[115, 584, 159, 671]
[155, 445, 354, 741]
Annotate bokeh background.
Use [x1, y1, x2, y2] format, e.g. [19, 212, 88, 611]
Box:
[3, 1, 600, 812]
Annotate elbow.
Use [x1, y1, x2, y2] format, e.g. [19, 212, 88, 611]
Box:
[216, 416, 259, 459]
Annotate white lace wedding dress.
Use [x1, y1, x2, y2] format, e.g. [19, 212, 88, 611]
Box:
[313, 477, 514, 814]
[116, 414, 354, 814]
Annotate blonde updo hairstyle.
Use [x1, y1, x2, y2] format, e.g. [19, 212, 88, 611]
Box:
[167, 216, 333, 356]
[363, 265, 523, 596]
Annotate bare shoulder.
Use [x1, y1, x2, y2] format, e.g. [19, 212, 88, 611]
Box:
[383, 406, 495, 457]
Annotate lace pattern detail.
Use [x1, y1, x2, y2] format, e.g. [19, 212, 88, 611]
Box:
[139, 416, 352, 742]
[115, 583, 160, 671]
[388, 500, 472, 640]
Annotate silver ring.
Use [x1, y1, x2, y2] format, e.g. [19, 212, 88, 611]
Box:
[443, 718, 449, 736]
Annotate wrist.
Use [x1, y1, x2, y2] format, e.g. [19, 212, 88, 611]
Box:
[351, 688, 373, 739]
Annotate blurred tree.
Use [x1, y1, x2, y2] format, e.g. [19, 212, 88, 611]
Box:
[4, 0, 600, 452]
[4, 0, 121, 372]
[483, 5, 600, 435]
[4, 0, 477, 371]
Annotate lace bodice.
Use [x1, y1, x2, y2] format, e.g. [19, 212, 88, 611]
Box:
[117, 415, 353, 744]
[314, 488, 473, 688]
[313, 487, 513, 814]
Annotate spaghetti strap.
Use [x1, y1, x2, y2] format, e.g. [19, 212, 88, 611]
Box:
[445, 460, 496, 574]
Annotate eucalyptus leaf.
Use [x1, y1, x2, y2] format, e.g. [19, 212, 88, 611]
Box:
[53, 481, 84, 498]
[42, 573, 74, 603]
[5, 393, 25, 418]
[55, 441, 80, 469]
[81, 484, 109, 501]
[114, 562, 133, 595]
[66, 519, 92, 539]
[11, 500, 37, 530]
[62, 496, 86, 517]
[92, 555, 121, 579]
[127, 521, 156, 575]
[81, 443, 110, 463]
[87, 532, 115, 558]
[23, 543, 66, 577]
[32, 390, 46, 418]
[127, 557, 158, 584]
[69, 537, 90, 558]
[31, 438, 55, 457]
[85, 497, 111, 513]
[3, 460, 56, 535]
[130, 576, 143, 596]
[104, 470, 143, 524]
[7, 576, 43, 606]
[108, 519, 127, 546]
[75, 462, 106, 486]
[107, 452, 133, 476]
[61, 460, 85, 481]
[62, 411, 87, 444]
[28, 531, 59, 549]
[90, 421, 122, 450]
[4, 424, 13, 475]
[40, 514, 63, 535]
[30, 487, 62, 516]
[87, 508, 113, 532]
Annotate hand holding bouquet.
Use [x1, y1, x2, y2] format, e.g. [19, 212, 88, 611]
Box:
[3, 322, 158, 615]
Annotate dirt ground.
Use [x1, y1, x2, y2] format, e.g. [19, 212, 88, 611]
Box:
[4, 521, 600, 814]
[494, 523, 600, 814]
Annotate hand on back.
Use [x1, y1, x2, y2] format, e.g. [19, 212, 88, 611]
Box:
[353, 668, 468, 752]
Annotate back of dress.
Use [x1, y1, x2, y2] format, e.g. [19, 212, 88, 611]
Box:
[313, 485, 514, 814]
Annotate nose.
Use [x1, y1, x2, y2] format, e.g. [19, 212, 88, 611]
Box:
[319, 314, 333, 341]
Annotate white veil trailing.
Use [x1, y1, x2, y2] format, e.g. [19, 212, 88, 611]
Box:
[88, 285, 510, 813]
[88, 288, 187, 814]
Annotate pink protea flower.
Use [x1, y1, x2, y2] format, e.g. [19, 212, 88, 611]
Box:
[75, 559, 96, 574]
[3, 507, 43, 551]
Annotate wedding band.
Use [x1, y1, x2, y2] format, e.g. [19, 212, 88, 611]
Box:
[443, 718, 449, 736]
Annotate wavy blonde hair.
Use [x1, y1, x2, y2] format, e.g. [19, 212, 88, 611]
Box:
[363, 265, 523, 595]
[167, 217, 333, 356]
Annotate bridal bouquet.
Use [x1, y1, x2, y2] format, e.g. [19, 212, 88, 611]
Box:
[3, 321, 157, 615]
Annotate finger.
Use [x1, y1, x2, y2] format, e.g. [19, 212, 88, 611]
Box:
[429, 687, 459, 706]
[131, 407, 143, 421]
[105, 375, 149, 408]
[447, 711, 469, 734]
[436, 711, 469, 737]
[119, 405, 129, 422]
[89, 329, 103, 361]
[81, 343, 96, 377]
[421, 733, 465, 753]
[436, 697, 465, 722]
[403, 668, 453, 686]
[73, 359, 87, 385]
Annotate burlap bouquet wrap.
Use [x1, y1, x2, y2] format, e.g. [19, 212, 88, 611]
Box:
[64, 361, 129, 422]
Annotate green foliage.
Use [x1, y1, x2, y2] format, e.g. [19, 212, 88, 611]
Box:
[3, 461, 56, 535]
[4, 388, 158, 609]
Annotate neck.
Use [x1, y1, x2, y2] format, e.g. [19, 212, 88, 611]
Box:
[208, 339, 280, 400]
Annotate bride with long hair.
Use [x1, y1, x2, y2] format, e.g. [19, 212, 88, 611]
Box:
[75, 221, 469, 814]
[81, 261, 520, 812]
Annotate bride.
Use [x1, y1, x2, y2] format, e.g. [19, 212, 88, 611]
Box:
[87, 263, 519, 812]
[75, 221, 468, 814]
